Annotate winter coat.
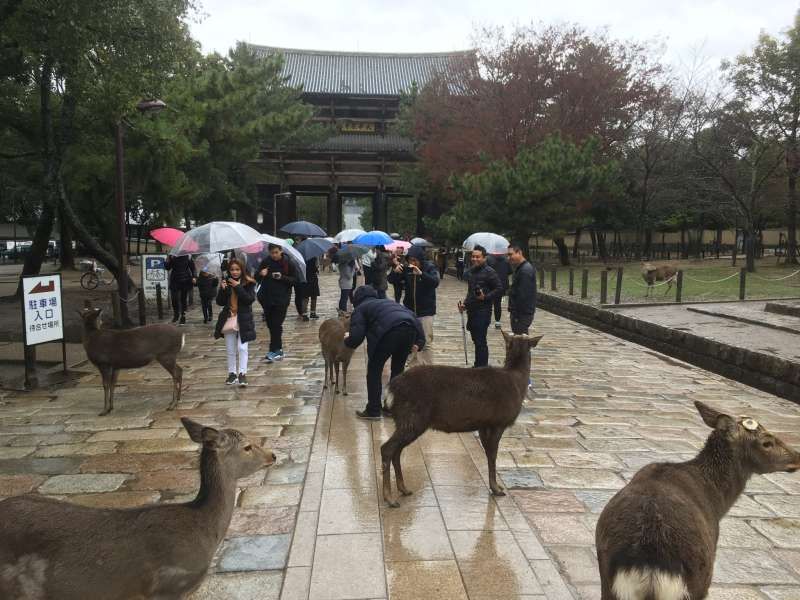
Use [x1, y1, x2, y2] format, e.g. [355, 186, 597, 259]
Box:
[463, 263, 502, 314]
[196, 272, 219, 300]
[371, 252, 389, 291]
[295, 257, 320, 298]
[508, 260, 537, 317]
[256, 256, 296, 307]
[165, 255, 196, 291]
[214, 279, 257, 343]
[487, 254, 512, 291]
[345, 286, 426, 358]
[402, 260, 439, 317]
[338, 260, 355, 290]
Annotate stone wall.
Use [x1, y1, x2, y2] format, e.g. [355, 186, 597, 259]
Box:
[537, 292, 800, 403]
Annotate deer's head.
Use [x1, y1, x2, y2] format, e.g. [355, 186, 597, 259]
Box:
[78, 306, 103, 330]
[501, 330, 543, 367]
[337, 310, 352, 331]
[695, 401, 800, 474]
[181, 418, 276, 479]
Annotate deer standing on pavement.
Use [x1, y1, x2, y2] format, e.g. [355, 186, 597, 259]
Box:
[319, 311, 354, 395]
[596, 401, 800, 600]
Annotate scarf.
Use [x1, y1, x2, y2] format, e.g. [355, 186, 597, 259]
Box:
[229, 278, 240, 316]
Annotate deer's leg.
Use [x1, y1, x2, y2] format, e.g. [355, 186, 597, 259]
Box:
[381, 432, 404, 508]
[98, 365, 112, 416]
[342, 362, 348, 396]
[334, 361, 340, 394]
[158, 355, 182, 410]
[483, 426, 506, 496]
[393, 430, 422, 497]
[323, 357, 329, 390]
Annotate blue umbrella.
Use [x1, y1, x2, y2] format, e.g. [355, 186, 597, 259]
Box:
[353, 230, 393, 246]
[296, 238, 334, 261]
[280, 220, 327, 237]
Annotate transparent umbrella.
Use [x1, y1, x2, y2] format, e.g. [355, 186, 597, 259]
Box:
[334, 228, 366, 243]
[410, 237, 434, 248]
[239, 234, 307, 282]
[170, 222, 262, 256]
[463, 232, 510, 255]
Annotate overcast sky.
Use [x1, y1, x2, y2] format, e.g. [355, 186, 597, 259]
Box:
[190, 0, 798, 70]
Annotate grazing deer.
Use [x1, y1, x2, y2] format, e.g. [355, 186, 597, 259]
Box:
[641, 262, 677, 297]
[0, 418, 276, 600]
[381, 330, 543, 507]
[319, 311, 354, 395]
[79, 305, 184, 415]
[596, 401, 800, 600]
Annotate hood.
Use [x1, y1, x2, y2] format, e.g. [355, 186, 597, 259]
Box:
[407, 246, 426, 261]
[352, 285, 378, 306]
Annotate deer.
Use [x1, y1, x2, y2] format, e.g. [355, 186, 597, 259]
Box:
[641, 262, 677, 297]
[596, 401, 800, 600]
[380, 330, 543, 507]
[319, 311, 354, 395]
[78, 305, 184, 415]
[0, 418, 276, 600]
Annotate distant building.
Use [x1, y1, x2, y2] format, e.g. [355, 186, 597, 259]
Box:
[248, 46, 472, 234]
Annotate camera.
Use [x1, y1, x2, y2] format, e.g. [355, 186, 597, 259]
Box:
[474, 285, 484, 297]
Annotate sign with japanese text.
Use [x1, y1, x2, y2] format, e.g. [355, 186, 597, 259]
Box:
[142, 254, 167, 300]
[340, 121, 377, 133]
[22, 275, 63, 346]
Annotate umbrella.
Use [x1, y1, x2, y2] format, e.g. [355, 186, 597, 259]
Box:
[296, 238, 334, 261]
[386, 240, 411, 253]
[334, 228, 366, 243]
[463, 232, 510, 255]
[410, 237, 434, 248]
[354, 230, 393, 246]
[170, 222, 262, 256]
[280, 220, 327, 237]
[336, 244, 369, 262]
[390, 232, 401, 239]
[240, 234, 307, 282]
[194, 253, 224, 278]
[149, 227, 185, 247]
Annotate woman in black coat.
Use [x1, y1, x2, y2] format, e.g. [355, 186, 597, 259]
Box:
[213, 258, 256, 387]
[294, 256, 320, 321]
[165, 254, 196, 324]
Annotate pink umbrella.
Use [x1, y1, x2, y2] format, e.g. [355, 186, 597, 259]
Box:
[386, 240, 411, 253]
[150, 227, 185, 247]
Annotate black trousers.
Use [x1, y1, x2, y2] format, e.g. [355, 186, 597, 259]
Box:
[263, 303, 288, 352]
[170, 287, 190, 318]
[392, 283, 403, 302]
[493, 293, 504, 322]
[294, 289, 306, 315]
[200, 297, 213, 321]
[467, 311, 491, 367]
[339, 289, 353, 312]
[366, 326, 416, 415]
[510, 312, 534, 335]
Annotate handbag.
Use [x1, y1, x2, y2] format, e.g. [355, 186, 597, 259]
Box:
[221, 315, 239, 334]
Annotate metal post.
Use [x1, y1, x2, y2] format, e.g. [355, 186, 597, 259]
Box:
[739, 268, 746, 300]
[676, 270, 684, 303]
[550, 269, 557, 291]
[138, 289, 146, 326]
[600, 270, 608, 304]
[581, 269, 588, 299]
[538, 268, 545, 289]
[115, 121, 130, 326]
[614, 267, 623, 305]
[156, 283, 164, 320]
[568, 269, 574, 295]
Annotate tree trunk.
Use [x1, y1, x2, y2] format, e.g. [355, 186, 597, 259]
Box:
[597, 231, 608, 261]
[553, 237, 570, 266]
[572, 227, 582, 258]
[14, 202, 55, 297]
[643, 229, 653, 259]
[745, 227, 756, 273]
[787, 169, 798, 264]
[589, 228, 598, 256]
[58, 204, 75, 270]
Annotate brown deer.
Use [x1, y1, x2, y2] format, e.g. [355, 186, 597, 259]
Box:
[641, 262, 677, 297]
[596, 401, 800, 600]
[381, 330, 543, 507]
[0, 418, 276, 600]
[319, 311, 354, 395]
[79, 306, 184, 415]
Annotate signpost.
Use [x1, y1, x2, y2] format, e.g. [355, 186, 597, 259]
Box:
[21, 274, 66, 389]
[141, 254, 167, 300]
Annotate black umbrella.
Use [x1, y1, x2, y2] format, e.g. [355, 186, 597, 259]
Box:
[336, 244, 369, 262]
[296, 238, 334, 261]
[280, 220, 327, 237]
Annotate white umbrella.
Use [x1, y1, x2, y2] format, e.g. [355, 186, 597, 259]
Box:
[334, 228, 366, 243]
[170, 221, 262, 256]
[463, 232, 510, 255]
[240, 234, 307, 282]
[194, 253, 223, 278]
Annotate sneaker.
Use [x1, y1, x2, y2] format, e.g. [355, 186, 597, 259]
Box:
[494, 321, 501, 329]
[225, 373, 238, 385]
[264, 351, 276, 363]
[238, 374, 248, 387]
[274, 350, 284, 361]
[302, 315, 310, 322]
[356, 409, 382, 420]
[310, 313, 319, 320]
[171, 315, 179, 324]
[179, 315, 186, 325]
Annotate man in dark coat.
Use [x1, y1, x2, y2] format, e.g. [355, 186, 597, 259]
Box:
[487, 253, 511, 329]
[256, 244, 296, 363]
[345, 285, 426, 420]
[402, 244, 439, 367]
[371, 247, 389, 299]
[458, 245, 502, 367]
[165, 254, 196, 325]
[506, 245, 537, 334]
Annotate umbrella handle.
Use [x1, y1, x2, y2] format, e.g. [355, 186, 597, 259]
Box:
[459, 311, 469, 366]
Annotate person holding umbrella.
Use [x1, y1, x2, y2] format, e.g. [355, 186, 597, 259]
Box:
[165, 254, 196, 325]
[402, 245, 439, 367]
[256, 244, 296, 363]
[214, 258, 257, 387]
[387, 247, 406, 302]
[458, 245, 502, 367]
[336, 252, 356, 312]
[371, 246, 389, 299]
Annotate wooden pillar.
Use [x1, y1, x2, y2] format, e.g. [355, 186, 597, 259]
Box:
[327, 188, 341, 234]
[275, 191, 296, 231]
[372, 189, 387, 232]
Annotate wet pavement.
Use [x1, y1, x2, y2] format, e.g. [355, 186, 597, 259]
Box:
[2, 273, 800, 599]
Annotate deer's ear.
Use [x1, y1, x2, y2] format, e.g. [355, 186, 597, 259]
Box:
[528, 334, 544, 348]
[182, 418, 225, 448]
[695, 401, 735, 432]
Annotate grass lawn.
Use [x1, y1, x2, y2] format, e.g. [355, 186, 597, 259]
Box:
[539, 259, 800, 305]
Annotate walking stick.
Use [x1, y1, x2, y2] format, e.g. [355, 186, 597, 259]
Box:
[459, 310, 469, 366]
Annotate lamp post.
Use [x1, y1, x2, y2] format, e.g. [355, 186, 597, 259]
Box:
[273, 191, 292, 235]
[115, 99, 166, 325]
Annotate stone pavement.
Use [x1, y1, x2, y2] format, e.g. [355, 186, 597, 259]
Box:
[1, 273, 800, 599]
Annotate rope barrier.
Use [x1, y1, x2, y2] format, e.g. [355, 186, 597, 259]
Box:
[749, 269, 800, 282]
[682, 272, 740, 284]
[629, 274, 677, 288]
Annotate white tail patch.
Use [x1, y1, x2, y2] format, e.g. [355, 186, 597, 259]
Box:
[181, 334, 185, 351]
[612, 568, 689, 600]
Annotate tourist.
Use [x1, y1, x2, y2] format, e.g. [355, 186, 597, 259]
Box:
[487, 253, 512, 329]
[403, 245, 439, 367]
[361, 247, 375, 286]
[458, 245, 502, 367]
[165, 254, 196, 325]
[456, 250, 465, 280]
[196, 265, 218, 324]
[371, 246, 389, 299]
[506, 245, 537, 334]
[344, 285, 425, 419]
[336, 253, 356, 312]
[388, 247, 405, 302]
[294, 255, 320, 321]
[256, 244, 296, 363]
[214, 258, 256, 387]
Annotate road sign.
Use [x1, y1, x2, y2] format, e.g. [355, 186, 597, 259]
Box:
[22, 274, 64, 346]
[142, 254, 167, 300]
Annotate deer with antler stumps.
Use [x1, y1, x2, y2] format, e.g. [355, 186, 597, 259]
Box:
[78, 305, 185, 415]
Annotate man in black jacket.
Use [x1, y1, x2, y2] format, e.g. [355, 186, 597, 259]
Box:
[506, 245, 537, 334]
[256, 244, 296, 363]
[487, 253, 511, 329]
[345, 285, 426, 420]
[458, 245, 502, 367]
[402, 245, 439, 366]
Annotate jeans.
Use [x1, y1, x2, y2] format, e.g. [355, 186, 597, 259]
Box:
[170, 287, 189, 318]
[366, 325, 416, 415]
[510, 312, 534, 335]
[407, 315, 434, 367]
[467, 311, 491, 367]
[493, 294, 504, 322]
[392, 283, 403, 302]
[225, 332, 248, 374]
[201, 297, 213, 321]
[263, 303, 288, 352]
[339, 289, 353, 312]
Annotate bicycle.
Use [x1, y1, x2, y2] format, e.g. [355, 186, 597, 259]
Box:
[80, 262, 115, 290]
